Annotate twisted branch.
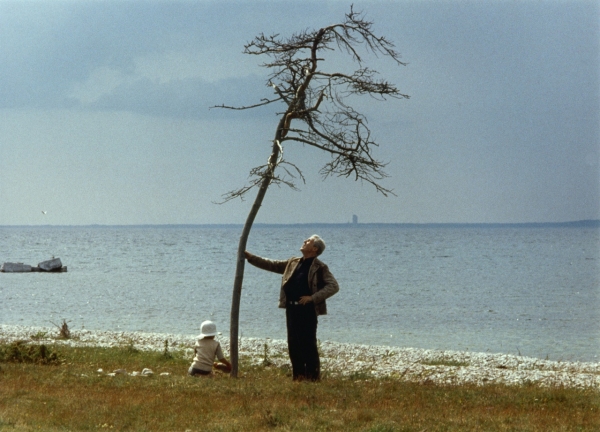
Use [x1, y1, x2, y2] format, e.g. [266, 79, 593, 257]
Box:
[216, 5, 408, 199]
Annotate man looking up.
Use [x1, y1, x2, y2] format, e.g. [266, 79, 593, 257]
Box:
[244, 235, 339, 381]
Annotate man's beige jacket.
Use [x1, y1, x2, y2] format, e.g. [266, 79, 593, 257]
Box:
[246, 255, 339, 316]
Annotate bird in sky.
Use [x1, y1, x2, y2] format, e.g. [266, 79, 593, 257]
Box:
[41, 211, 47, 215]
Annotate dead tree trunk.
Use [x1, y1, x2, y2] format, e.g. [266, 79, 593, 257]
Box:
[229, 118, 287, 377]
[217, 7, 409, 376]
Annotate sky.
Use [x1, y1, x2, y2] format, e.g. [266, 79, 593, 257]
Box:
[0, 0, 598, 225]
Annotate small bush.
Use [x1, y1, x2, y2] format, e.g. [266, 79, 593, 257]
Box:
[262, 342, 273, 367]
[51, 319, 71, 339]
[30, 331, 48, 340]
[162, 339, 173, 359]
[0, 341, 61, 365]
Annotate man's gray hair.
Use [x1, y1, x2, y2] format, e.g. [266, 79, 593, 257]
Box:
[310, 235, 326, 256]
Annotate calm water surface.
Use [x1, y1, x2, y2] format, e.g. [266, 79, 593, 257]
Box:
[1, 224, 598, 362]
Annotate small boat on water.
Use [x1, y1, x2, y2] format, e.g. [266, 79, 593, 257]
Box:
[1, 257, 67, 273]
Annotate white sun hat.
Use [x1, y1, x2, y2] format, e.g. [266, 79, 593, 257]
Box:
[199, 320, 218, 339]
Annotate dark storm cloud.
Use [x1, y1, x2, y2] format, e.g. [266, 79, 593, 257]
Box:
[0, 1, 277, 117]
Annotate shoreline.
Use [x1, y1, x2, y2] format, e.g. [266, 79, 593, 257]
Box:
[1, 324, 598, 389]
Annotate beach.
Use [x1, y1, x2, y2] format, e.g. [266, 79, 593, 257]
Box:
[2, 324, 598, 389]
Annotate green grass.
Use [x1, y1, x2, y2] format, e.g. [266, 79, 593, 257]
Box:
[0, 342, 598, 431]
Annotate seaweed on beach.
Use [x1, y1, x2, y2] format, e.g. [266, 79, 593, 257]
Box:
[0, 341, 61, 365]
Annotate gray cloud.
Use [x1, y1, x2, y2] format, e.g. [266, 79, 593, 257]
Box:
[0, 1, 277, 115]
[0, 0, 598, 224]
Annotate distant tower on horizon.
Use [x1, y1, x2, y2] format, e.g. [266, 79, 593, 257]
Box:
[352, 214, 358, 224]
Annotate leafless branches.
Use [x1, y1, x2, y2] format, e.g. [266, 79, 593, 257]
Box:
[219, 160, 306, 203]
[221, 6, 409, 377]
[216, 6, 408, 200]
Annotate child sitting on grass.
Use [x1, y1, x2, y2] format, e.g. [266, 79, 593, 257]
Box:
[188, 320, 232, 376]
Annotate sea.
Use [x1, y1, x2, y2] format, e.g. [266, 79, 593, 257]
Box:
[1, 223, 598, 362]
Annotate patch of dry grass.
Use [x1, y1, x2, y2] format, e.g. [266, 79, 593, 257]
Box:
[0, 343, 598, 431]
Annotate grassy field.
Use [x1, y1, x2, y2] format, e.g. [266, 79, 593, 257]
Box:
[0, 341, 598, 431]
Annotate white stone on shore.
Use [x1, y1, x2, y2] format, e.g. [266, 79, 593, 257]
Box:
[1, 324, 598, 389]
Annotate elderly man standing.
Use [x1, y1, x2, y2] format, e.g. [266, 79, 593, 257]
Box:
[244, 235, 339, 381]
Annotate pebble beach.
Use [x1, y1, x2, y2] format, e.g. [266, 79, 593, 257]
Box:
[2, 324, 598, 389]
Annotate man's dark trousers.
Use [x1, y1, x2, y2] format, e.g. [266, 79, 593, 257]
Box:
[286, 304, 319, 381]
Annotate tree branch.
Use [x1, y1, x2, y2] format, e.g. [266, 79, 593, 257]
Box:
[217, 6, 408, 198]
[211, 96, 282, 111]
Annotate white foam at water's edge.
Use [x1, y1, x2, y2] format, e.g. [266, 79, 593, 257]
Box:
[1, 324, 598, 389]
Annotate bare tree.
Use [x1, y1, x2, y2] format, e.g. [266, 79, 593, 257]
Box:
[215, 7, 409, 377]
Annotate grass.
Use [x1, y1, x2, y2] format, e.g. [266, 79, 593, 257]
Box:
[0, 342, 598, 431]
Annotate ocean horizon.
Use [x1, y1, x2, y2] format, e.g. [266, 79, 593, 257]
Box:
[2, 219, 599, 228]
[2, 223, 598, 362]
